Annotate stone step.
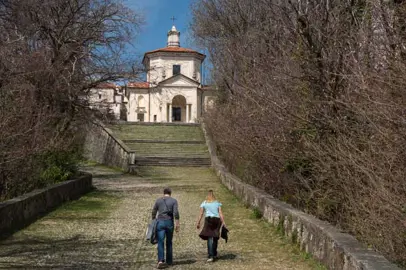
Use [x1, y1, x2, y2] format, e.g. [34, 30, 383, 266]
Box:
[128, 145, 208, 148]
[126, 143, 209, 156]
[123, 139, 206, 144]
[128, 163, 210, 173]
[115, 122, 200, 127]
[135, 156, 210, 162]
[132, 163, 211, 167]
[131, 154, 210, 158]
[107, 124, 205, 141]
[106, 123, 212, 168]
[133, 156, 211, 167]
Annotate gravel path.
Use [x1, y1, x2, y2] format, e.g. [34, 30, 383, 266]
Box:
[0, 165, 324, 269]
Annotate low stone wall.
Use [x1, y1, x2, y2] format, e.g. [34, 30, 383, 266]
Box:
[0, 174, 92, 238]
[201, 123, 401, 270]
[84, 123, 135, 171]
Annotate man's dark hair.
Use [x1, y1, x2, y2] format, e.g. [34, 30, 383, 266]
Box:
[163, 187, 172, 195]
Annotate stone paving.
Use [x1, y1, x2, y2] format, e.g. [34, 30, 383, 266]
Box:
[0, 165, 325, 269]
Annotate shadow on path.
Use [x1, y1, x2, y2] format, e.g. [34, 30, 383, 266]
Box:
[0, 235, 141, 269]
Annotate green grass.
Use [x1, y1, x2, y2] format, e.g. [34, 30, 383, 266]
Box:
[47, 191, 121, 219]
[81, 161, 124, 173]
[107, 124, 205, 141]
[251, 207, 263, 219]
[0, 190, 122, 246]
[22, 191, 122, 226]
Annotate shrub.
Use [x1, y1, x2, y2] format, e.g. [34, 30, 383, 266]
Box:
[37, 149, 82, 187]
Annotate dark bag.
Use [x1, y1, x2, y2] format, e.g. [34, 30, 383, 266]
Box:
[146, 219, 158, 245]
[221, 225, 229, 243]
[162, 198, 173, 218]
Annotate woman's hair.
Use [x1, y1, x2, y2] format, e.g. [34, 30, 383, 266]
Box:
[206, 190, 216, 202]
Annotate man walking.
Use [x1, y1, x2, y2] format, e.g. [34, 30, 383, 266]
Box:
[152, 187, 180, 269]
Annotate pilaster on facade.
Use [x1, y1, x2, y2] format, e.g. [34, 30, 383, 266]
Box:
[168, 104, 173, 123]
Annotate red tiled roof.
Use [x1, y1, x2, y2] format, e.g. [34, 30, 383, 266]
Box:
[94, 83, 117, 89]
[144, 47, 205, 57]
[127, 82, 149, 88]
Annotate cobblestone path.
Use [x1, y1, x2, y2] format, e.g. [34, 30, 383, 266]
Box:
[0, 165, 324, 269]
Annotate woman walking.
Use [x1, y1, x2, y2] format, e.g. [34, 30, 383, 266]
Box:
[196, 190, 226, 262]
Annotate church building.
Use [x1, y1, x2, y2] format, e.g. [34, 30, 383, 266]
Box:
[125, 25, 216, 123]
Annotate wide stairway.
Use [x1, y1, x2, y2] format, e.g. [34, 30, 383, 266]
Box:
[107, 123, 211, 167]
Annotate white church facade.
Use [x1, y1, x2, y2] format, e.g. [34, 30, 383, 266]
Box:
[91, 25, 216, 123]
[126, 25, 216, 123]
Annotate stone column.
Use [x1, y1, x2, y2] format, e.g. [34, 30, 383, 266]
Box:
[185, 104, 189, 123]
[169, 104, 172, 122]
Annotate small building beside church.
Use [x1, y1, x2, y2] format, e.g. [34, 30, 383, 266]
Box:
[126, 25, 216, 123]
[88, 83, 127, 120]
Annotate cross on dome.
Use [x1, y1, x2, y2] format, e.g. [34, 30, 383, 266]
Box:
[167, 18, 180, 47]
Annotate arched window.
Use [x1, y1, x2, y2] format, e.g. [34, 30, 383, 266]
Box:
[137, 95, 146, 122]
[137, 96, 145, 108]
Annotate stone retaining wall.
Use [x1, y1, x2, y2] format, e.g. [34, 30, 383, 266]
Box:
[201, 123, 401, 270]
[84, 123, 135, 171]
[0, 174, 92, 238]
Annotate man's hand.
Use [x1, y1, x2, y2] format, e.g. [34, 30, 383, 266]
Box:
[175, 221, 180, 233]
[196, 223, 200, 230]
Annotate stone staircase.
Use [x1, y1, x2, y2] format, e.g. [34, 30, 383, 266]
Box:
[107, 123, 211, 167]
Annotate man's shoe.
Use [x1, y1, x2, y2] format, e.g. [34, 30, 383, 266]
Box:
[157, 261, 166, 269]
[207, 258, 214, 262]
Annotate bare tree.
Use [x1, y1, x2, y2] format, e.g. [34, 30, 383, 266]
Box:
[0, 0, 141, 199]
[192, 0, 406, 266]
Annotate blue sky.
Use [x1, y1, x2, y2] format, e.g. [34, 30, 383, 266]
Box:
[124, 0, 197, 57]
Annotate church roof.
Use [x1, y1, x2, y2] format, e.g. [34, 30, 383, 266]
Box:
[143, 47, 206, 64]
[94, 82, 117, 89]
[127, 82, 149, 88]
[145, 46, 204, 56]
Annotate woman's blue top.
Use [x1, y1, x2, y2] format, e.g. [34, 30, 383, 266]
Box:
[200, 200, 222, 218]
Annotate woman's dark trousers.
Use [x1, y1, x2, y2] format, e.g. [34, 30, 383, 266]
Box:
[207, 237, 218, 258]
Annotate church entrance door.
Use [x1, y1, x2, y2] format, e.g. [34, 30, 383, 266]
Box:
[171, 95, 187, 122]
[173, 107, 181, 121]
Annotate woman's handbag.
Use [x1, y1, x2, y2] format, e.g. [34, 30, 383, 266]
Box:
[146, 219, 158, 245]
[220, 224, 229, 243]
